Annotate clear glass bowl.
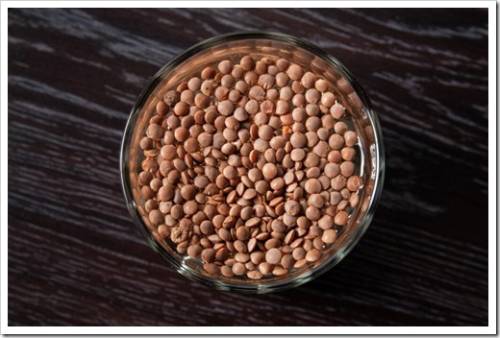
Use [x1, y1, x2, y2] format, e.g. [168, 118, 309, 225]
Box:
[120, 32, 385, 293]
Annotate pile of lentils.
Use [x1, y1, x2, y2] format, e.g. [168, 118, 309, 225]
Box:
[138, 55, 362, 281]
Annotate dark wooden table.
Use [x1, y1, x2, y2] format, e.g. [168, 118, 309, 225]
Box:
[8, 8, 488, 326]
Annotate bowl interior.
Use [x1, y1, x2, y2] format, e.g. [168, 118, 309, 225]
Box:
[121, 33, 384, 293]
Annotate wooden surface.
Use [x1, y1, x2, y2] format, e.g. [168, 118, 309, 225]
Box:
[8, 8, 488, 326]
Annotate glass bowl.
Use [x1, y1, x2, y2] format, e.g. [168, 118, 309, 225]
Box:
[120, 32, 385, 293]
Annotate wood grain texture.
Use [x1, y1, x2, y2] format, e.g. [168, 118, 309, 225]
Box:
[8, 8, 488, 326]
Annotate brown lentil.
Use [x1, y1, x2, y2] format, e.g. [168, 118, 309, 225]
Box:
[265, 248, 282, 264]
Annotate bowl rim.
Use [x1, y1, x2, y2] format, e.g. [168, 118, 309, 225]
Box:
[120, 31, 386, 293]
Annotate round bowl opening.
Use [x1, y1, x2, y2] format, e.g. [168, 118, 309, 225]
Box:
[120, 32, 385, 293]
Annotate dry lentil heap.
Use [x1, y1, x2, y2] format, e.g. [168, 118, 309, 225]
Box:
[138, 55, 362, 280]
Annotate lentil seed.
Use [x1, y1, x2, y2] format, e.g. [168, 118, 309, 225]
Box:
[265, 248, 282, 264]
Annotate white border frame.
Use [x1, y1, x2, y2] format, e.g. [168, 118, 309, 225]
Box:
[0, 1, 496, 335]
